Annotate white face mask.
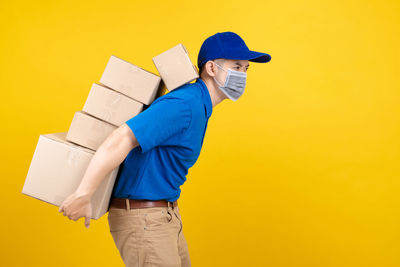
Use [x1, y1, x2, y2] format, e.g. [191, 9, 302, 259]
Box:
[213, 62, 247, 101]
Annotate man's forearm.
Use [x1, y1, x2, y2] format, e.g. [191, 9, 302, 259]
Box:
[75, 125, 138, 197]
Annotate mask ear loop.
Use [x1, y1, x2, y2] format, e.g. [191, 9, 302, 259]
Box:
[213, 62, 226, 87]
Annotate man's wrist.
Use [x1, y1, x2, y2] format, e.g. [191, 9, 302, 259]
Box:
[75, 188, 94, 198]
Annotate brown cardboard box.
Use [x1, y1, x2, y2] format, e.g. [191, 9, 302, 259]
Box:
[83, 83, 144, 126]
[152, 43, 199, 91]
[99, 55, 161, 105]
[21, 132, 119, 220]
[66, 111, 117, 151]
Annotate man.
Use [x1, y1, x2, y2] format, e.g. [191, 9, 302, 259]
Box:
[58, 31, 271, 267]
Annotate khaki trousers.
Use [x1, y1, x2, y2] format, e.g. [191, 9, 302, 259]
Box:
[108, 203, 191, 267]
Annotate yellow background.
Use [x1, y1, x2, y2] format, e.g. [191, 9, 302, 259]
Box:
[1, 0, 399, 266]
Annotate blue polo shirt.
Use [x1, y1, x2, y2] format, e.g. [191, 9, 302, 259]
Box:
[111, 78, 213, 202]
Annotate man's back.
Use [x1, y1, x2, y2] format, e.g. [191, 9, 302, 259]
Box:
[111, 78, 213, 202]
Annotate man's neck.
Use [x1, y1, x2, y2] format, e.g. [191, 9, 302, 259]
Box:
[201, 76, 226, 108]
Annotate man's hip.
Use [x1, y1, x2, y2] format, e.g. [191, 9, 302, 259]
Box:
[107, 197, 190, 267]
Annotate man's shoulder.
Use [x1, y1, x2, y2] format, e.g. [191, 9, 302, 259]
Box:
[154, 81, 201, 105]
[169, 81, 201, 96]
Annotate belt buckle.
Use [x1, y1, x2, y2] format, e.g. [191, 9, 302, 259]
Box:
[167, 201, 173, 209]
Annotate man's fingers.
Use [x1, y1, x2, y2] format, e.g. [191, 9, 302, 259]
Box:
[85, 217, 91, 229]
[63, 205, 71, 216]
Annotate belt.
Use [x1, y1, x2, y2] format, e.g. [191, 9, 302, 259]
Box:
[109, 197, 178, 210]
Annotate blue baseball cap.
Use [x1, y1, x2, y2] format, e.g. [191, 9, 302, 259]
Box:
[197, 31, 271, 69]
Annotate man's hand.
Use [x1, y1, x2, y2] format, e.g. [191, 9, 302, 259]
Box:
[57, 123, 138, 229]
[58, 191, 93, 229]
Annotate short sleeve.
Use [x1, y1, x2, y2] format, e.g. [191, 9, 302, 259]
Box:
[125, 96, 192, 153]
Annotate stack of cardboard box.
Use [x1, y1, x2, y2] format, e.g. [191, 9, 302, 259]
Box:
[22, 44, 199, 220]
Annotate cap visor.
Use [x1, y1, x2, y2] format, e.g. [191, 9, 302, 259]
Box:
[247, 50, 271, 63]
[221, 50, 271, 63]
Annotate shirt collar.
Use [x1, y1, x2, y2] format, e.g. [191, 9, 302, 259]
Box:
[196, 78, 213, 119]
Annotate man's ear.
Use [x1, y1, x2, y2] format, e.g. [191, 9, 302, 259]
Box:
[205, 60, 217, 77]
